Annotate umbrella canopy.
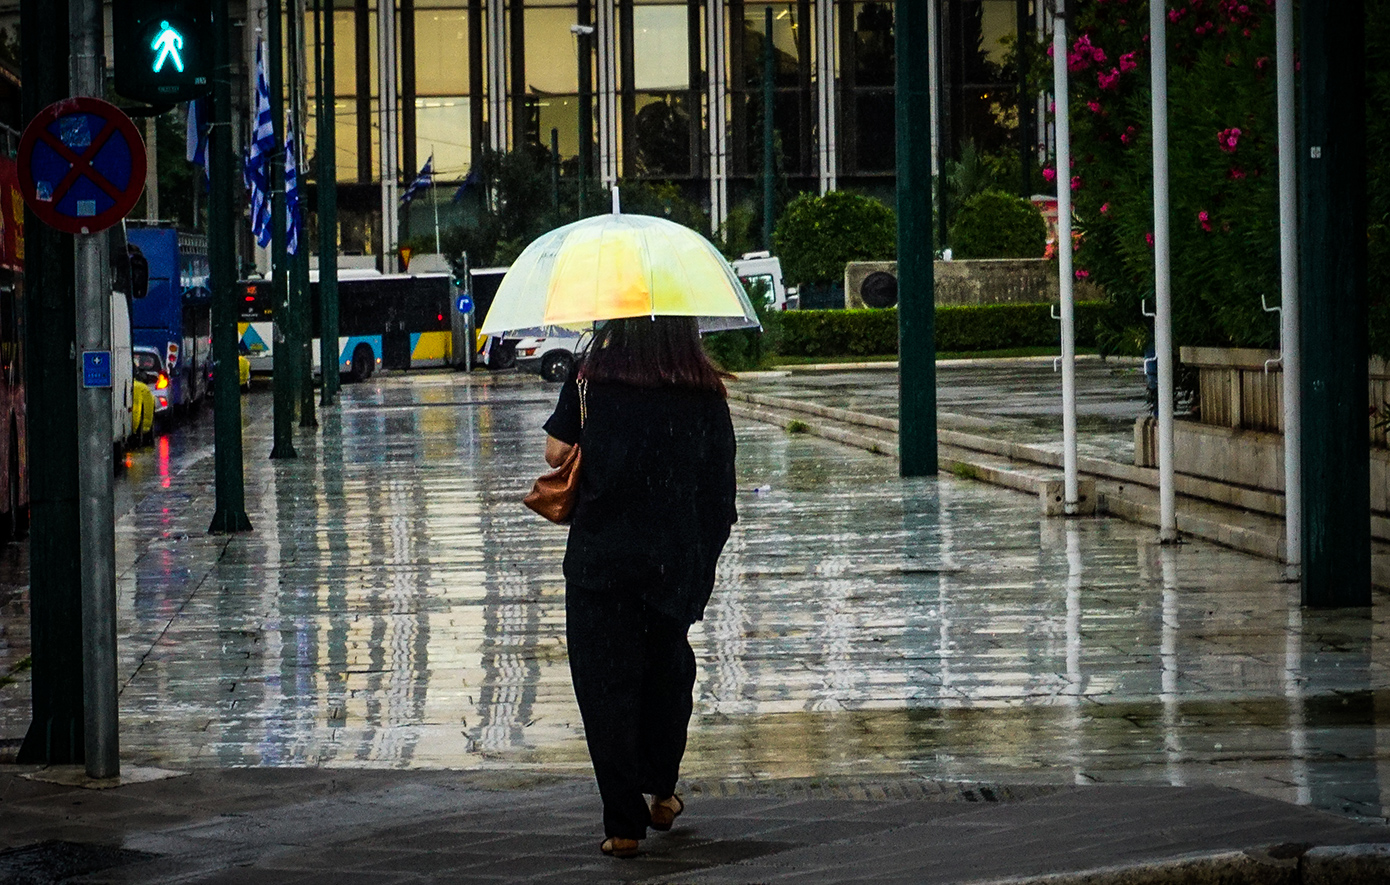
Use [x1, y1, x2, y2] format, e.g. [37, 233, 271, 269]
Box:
[479, 211, 761, 335]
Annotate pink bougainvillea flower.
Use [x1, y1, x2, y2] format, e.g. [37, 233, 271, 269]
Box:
[1168, 7, 1183, 22]
[1097, 68, 1122, 90]
[1070, 175, 1082, 191]
[1145, 232, 1155, 247]
[1255, 56, 1269, 70]
[1228, 167, 1247, 180]
[1087, 100, 1103, 113]
[1121, 125, 1138, 144]
[1047, 43, 1055, 58]
[1217, 127, 1242, 152]
[1075, 269, 1091, 280]
[1198, 210, 1212, 232]
[1044, 240, 1057, 260]
[1042, 166, 1057, 183]
[1100, 202, 1111, 215]
[1119, 51, 1138, 72]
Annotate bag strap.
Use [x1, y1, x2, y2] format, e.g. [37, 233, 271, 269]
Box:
[578, 379, 588, 429]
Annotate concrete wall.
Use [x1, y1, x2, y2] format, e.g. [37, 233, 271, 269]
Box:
[845, 258, 1102, 308]
[1135, 417, 1390, 517]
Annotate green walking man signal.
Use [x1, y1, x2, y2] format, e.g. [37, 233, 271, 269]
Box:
[150, 22, 185, 74]
[112, 0, 212, 104]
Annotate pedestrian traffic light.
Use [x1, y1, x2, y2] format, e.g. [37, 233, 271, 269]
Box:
[112, 0, 213, 104]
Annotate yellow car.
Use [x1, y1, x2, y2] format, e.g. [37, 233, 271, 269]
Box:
[131, 379, 156, 445]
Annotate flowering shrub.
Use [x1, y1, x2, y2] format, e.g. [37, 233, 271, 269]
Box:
[1052, 0, 1284, 354]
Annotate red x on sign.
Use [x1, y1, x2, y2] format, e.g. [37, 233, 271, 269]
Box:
[17, 97, 146, 235]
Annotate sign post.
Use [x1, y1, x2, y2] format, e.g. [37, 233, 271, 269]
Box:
[17, 25, 146, 775]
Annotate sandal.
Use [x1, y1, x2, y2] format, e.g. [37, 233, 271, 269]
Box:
[649, 794, 684, 831]
[600, 837, 640, 858]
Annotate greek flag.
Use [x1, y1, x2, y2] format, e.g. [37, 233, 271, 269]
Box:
[285, 118, 302, 255]
[246, 41, 274, 248]
[451, 168, 480, 203]
[400, 155, 433, 203]
[185, 97, 209, 187]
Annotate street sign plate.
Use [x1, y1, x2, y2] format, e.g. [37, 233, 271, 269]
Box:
[82, 350, 112, 388]
[456, 295, 474, 313]
[16, 97, 146, 235]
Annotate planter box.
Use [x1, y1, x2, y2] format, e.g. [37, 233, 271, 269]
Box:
[1136, 347, 1390, 526]
[844, 258, 1103, 309]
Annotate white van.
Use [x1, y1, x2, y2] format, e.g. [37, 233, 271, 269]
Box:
[110, 291, 135, 459]
[731, 252, 795, 311]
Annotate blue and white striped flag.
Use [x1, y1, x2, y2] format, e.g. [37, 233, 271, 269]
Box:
[400, 155, 433, 203]
[246, 41, 275, 248]
[285, 118, 302, 255]
[185, 97, 209, 188]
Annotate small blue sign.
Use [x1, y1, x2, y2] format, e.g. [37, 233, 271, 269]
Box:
[82, 350, 112, 388]
[456, 295, 474, 313]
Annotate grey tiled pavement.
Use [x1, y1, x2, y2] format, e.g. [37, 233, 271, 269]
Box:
[1, 367, 1388, 883]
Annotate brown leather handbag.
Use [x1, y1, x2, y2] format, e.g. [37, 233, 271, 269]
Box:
[524, 381, 586, 524]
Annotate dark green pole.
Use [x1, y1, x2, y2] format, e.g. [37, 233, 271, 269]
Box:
[288, 0, 316, 429]
[269, 0, 298, 458]
[16, 0, 83, 766]
[896, 0, 937, 476]
[550, 127, 561, 210]
[577, 2, 592, 216]
[762, 6, 775, 250]
[317, 0, 340, 406]
[208, 0, 252, 534]
[1298, 0, 1369, 607]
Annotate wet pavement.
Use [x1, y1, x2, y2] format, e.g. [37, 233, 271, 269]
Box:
[0, 367, 1387, 836]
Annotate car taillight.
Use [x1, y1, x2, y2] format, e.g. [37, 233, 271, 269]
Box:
[156, 373, 170, 390]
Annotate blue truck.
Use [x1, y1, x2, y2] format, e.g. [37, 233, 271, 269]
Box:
[126, 226, 212, 413]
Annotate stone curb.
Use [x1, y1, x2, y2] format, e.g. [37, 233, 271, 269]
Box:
[976, 843, 1390, 885]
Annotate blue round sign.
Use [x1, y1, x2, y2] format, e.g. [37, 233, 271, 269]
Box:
[456, 295, 474, 313]
[17, 97, 146, 235]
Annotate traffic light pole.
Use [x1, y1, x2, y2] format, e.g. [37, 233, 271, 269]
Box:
[315, 0, 340, 407]
[208, 0, 251, 534]
[17, 0, 84, 768]
[268, 0, 298, 459]
[72, 0, 119, 780]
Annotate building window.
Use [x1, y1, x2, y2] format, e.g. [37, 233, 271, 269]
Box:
[729, 0, 812, 179]
[627, 0, 694, 177]
[838, 0, 895, 175]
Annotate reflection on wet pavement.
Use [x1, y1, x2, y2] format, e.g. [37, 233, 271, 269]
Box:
[0, 371, 1386, 823]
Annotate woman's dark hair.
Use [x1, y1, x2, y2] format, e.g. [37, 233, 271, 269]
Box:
[579, 316, 730, 395]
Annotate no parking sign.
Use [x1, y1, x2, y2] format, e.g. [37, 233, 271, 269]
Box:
[16, 97, 146, 235]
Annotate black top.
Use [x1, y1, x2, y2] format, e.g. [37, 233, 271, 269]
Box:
[544, 372, 737, 624]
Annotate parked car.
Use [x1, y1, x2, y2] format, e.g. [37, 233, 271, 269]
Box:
[731, 251, 795, 310]
[131, 380, 155, 446]
[133, 346, 172, 423]
[514, 332, 583, 382]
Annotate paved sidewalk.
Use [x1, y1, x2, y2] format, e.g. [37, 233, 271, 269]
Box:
[0, 369, 1387, 883]
[2, 769, 1388, 883]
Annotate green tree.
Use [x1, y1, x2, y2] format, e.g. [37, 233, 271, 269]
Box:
[771, 190, 897, 288]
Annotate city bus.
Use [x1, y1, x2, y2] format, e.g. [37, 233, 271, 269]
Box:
[238, 270, 454, 381]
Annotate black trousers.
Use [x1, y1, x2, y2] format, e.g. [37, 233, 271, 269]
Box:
[566, 582, 697, 840]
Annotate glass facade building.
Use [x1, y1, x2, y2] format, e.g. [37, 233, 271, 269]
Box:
[299, 0, 1037, 258]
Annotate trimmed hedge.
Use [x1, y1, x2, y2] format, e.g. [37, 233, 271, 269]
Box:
[776, 303, 1106, 358]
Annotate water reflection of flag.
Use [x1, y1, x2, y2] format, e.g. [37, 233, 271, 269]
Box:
[285, 118, 302, 255]
[246, 41, 274, 248]
[401, 155, 433, 203]
[451, 168, 480, 203]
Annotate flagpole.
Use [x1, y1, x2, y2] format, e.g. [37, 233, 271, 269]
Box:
[431, 151, 440, 254]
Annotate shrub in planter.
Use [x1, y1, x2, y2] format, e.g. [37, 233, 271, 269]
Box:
[948, 191, 1048, 259]
[771, 191, 897, 289]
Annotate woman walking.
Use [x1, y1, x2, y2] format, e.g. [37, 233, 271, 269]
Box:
[542, 316, 738, 858]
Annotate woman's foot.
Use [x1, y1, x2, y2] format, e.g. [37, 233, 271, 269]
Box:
[600, 837, 641, 858]
[649, 794, 684, 831]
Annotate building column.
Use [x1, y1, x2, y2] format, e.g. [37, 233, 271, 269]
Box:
[487, 0, 509, 152]
[815, 0, 836, 193]
[705, 0, 729, 233]
[378, 0, 399, 268]
[595, 0, 619, 186]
